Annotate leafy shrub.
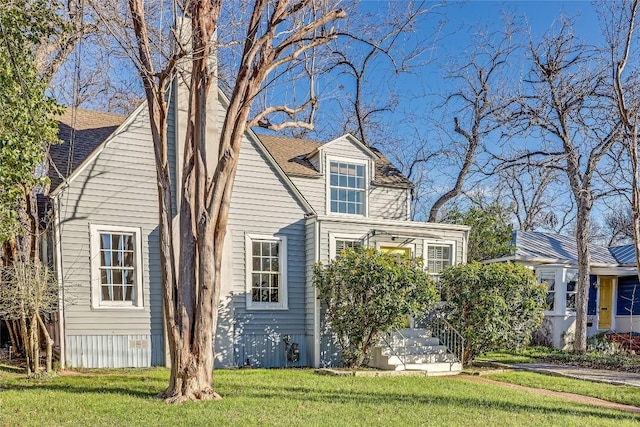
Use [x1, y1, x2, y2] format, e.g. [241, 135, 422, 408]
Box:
[440, 262, 546, 362]
[314, 247, 437, 368]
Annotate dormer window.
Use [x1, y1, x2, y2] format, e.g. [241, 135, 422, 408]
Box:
[329, 160, 365, 215]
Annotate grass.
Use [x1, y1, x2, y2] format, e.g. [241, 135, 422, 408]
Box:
[485, 371, 640, 407]
[1, 367, 640, 426]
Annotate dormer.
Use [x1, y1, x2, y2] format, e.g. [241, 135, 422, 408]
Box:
[257, 133, 413, 220]
[306, 135, 377, 217]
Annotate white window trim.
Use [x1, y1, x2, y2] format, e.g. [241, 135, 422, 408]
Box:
[423, 239, 456, 276]
[329, 233, 364, 259]
[537, 268, 559, 315]
[564, 268, 578, 314]
[245, 233, 288, 310]
[89, 224, 144, 310]
[325, 155, 369, 217]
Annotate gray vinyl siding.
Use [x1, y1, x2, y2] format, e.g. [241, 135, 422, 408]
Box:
[321, 135, 371, 159]
[369, 186, 409, 220]
[291, 176, 325, 213]
[225, 130, 309, 367]
[56, 106, 163, 367]
[304, 218, 317, 365]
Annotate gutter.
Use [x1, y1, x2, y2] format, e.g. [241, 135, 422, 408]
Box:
[53, 194, 66, 369]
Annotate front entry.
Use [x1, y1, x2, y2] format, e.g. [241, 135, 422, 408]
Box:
[380, 246, 412, 258]
[599, 277, 614, 330]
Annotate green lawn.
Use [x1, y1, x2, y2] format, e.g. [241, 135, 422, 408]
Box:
[1, 367, 639, 426]
[485, 370, 640, 407]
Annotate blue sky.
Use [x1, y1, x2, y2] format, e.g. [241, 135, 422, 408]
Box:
[321, 1, 619, 229]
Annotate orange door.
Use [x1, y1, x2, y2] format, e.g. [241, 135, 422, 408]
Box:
[599, 278, 614, 330]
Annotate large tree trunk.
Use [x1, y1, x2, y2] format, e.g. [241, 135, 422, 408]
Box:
[573, 201, 592, 352]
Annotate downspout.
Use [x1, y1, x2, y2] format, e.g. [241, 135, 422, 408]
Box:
[313, 218, 321, 367]
[53, 193, 66, 369]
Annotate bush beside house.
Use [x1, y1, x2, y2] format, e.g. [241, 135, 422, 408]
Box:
[440, 262, 547, 362]
[314, 247, 438, 368]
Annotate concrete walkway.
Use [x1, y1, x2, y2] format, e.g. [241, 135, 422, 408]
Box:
[512, 363, 640, 387]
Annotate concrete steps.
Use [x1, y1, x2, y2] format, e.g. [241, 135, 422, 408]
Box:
[369, 328, 462, 375]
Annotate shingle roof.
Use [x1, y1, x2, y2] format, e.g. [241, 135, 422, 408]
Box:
[513, 231, 636, 266]
[49, 109, 126, 191]
[257, 134, 413, 188]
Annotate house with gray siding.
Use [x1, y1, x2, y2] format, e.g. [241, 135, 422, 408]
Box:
[42, 84, 469, 371]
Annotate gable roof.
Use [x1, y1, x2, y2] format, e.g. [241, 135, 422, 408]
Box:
[257, 134, 413, 188]
[511, 230, 636, 266]
[49, 109, 127, 191]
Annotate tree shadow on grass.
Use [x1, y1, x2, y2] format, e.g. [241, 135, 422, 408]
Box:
[0, 364, 23, 374]
[3, 374, 162, 399]
[230, 384, 640, 422]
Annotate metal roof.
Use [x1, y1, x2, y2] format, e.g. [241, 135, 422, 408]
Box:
[513, 231, 635, 266]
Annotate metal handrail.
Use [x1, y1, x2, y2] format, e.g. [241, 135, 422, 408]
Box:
[379, 328, 408, 369]
[422, 312, 465, 366]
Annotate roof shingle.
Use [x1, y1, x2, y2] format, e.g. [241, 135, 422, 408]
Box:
[49, 109, 126, 191]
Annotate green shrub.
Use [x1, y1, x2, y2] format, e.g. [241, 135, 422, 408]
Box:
[440, 262, 546, 362]
[314, 247, 438, 368]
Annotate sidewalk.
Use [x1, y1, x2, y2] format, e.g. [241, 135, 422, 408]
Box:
[511, 363, 640, 387]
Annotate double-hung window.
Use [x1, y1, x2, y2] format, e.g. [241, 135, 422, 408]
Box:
[566, 269, 578, 311]
[90, 225, 143, 309]
[329, 161, 365, 215]
[538, 270, 556, 312]
[246, 234, 288, 310]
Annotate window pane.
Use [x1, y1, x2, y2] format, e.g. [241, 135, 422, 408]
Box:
[101, 250, 111, 267]
[102, 285, 112, 301]
[546, 293, 555, 311]
[100, 234, 111, 250]
[123, 269, 134, 285]
[262, 257, 271, 272]
[113, 285, 123, 301]
[112, 234, 122, 250]
[270, 289, 279, 303]
[566, 293, 576, 310]
[112, 251, 123, 267]
[124, 286, 133, 301]
[252, 257, 261, 271]
[124, 251, 133, 266]
[262, 242, 271, 256]
[123, 235, 134, 251]
[252, 273, 261, 287]
[100, 270, 109, 285]
[113, 270, 123, 285]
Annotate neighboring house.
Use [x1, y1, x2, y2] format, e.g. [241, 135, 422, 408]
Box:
[492, 231, 640, 349]
[42, 83, 469, 369]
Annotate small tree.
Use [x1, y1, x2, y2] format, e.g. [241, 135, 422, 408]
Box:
[313, 247, 437, 368]
[439, 262, 546, 362]
[443, 203, 514, 262]
[0, 260, 58, 375]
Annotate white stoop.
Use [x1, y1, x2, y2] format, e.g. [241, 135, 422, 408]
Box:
[369, 328, 462, 375]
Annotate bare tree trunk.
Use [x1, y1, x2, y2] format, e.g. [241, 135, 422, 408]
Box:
[37, 312, 53, 373]
[5, 319, 18, 355]
[20, 314, 30, 375]
[574, 203, 592, 352]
